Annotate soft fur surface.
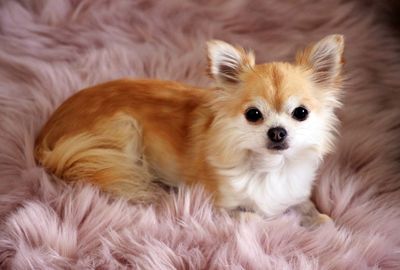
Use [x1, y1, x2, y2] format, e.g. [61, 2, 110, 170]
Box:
[0, 0, 399, 269]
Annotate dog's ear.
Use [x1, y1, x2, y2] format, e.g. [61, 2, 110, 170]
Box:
[296, 35, 344, 87]
[207, 40, 255, 85]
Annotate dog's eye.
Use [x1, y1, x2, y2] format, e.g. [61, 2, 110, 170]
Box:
[292, 106, 309, 121]
[245, 107, 263, 123]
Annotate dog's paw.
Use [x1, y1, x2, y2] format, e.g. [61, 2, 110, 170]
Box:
[315, 213, 332, 224]
[231, 210, 262, 222]
[300, 212, 333, 228]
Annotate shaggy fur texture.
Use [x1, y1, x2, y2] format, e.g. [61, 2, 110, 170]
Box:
[0, 0, 399, 269]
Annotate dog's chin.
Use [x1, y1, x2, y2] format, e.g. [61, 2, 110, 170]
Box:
[267, 142, 289, 152]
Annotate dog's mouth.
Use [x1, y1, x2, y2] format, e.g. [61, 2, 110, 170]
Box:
[267, 142, 289, 151]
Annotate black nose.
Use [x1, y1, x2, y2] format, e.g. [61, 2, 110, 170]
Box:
[267, 127, 287, 143]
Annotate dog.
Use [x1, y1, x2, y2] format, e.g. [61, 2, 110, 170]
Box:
[35, 35, 344, 226]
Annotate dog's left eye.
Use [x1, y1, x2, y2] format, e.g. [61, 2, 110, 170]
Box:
[292, 106, 309, 121]
[245, 107, 263, 123]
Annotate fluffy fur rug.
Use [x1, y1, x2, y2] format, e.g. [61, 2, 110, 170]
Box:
[1, 0, 400, 269]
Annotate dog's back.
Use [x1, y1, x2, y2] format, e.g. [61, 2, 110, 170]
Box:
[34, 79, 211, 201]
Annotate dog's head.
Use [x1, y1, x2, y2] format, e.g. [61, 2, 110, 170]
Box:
[206, 35, 344, 166]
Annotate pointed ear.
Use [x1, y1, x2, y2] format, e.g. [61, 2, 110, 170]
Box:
[207, 40, 255, 85]
[296, 35, 344, 87]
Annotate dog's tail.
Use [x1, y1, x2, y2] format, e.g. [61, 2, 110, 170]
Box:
[34, 114, 160, 202]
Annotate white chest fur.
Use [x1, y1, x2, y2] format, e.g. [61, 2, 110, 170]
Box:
[216, 152, 320, 217]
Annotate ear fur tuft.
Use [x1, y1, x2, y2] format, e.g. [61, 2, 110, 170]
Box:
[296, 34, 344, 86]
[207, 40, 255, 85]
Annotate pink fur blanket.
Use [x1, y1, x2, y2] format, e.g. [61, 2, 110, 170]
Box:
[1, 1, 400, 269]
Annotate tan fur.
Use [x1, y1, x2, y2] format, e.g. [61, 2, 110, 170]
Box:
[240, 63, 320, 113]
[37, 111, 160, 201]
[35, 79, 220, 200]
[35, 36, 344, 223]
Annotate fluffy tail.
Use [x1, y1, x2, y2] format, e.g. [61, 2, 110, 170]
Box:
[34, 114, 161, 202]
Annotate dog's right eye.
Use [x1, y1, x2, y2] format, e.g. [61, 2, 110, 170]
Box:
[245, 107, 263, 123]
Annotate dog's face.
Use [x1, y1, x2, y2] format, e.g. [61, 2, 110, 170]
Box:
[207, 35, 344, 165]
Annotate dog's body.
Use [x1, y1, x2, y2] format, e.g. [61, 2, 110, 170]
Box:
[35, 35, 344, 224]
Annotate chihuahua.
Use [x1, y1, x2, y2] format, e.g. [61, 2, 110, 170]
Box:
[35, 35, 344, 225]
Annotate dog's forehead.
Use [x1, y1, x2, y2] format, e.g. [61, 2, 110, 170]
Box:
[243, 63, 315, 112]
